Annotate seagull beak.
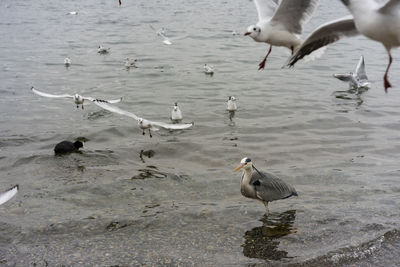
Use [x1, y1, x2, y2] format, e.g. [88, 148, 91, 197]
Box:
[234, 164, 244, 172]
[244, 32, 251, 36]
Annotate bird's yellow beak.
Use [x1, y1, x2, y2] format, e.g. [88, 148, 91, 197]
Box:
[234, 164, 244, 172]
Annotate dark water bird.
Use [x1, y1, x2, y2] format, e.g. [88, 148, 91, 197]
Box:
[0, 185, 19, 206]
[244, 0, 319, 69]
[288, 0, 400, 91]
[54, 141, 84, 155]
[234, 157, 297, 216]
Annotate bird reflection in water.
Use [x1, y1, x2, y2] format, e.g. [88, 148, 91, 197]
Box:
[333, 85, 368, 111]
[242, 210, 296, 261]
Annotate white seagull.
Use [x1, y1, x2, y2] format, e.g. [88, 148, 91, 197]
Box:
[171, 102, 183, 122]
[288, 0, 400, 91]
[66, 11, 78, 15]
[93, 101, 193, 138]
[98, 45, 110, 54]
[0, 185, 18, 206]
[64, 57, 71, 67]
[244, 0, 319, 70]
[124, 58, 137, 69]
[334, 55, 370, 89]
[31, 87, 122, 109]
[204, 64, 214, 75]
[227, 96, 237, 111]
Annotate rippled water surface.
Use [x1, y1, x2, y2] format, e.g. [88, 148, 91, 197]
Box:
[1, 0, 400, 266]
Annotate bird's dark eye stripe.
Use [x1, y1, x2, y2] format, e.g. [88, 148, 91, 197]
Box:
[245, 158, 251, 163]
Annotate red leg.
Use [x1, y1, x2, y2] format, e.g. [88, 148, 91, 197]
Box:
[258, 45, 272, 70]
[119, 0, 122, 5]
[384, 53, 393, 92]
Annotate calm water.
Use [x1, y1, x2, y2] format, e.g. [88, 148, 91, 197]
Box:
[1, 0, 400, 266]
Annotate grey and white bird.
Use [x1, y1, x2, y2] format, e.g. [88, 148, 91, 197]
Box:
[98, 45, 110, 54]
[171, 102, 183, 122]
[288, 0, 400, 91]
[93, 101, 193, 138]
[227, 96, 237, 111]
[66, 11, 78, 15]
[244, 0, 319, 69]
[64, 57, 71, 67]
[204, 64, 214, 75]
[31, 87, 122, 109]
[0, 185, 18, 206]
[234, 157, 298, 216]
[124, 58, 137, 69]
[334, 55, 370, 89]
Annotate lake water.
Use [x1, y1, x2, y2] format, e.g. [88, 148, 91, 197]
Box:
[1, 0, 400, 266]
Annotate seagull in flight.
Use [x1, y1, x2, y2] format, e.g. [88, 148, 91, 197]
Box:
[93, 101, 194, 138]
[98, 45, 110, 54]
[204, 64, 214, 75]
[334, 55, 370, 89]
[244, 0, 319, 70]
[0, 185, 18, 206]
[31, 87, 122, 109]
[288, 0, 400, 91]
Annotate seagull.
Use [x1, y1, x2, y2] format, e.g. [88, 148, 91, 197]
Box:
[204, 64, 214, 75]
[288, 0, 400, 91]
[64, 57, 71, 67]
[66, 11, 78, 15]
[244, 0, 319, 70]
[171, 102, 183, 122]
[227, 96, 237, 111]
[93, 101, 194, 138]
[334, 55, 370, 89]
[98, 45, 110, 54]
[0, 185, 18, 206]
[124, 58, 137, 69]
[234, 157, 298, 216]
[31, 87, 122, 109]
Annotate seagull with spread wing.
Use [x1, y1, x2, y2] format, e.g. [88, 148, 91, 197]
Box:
[93, 101, 193, 138]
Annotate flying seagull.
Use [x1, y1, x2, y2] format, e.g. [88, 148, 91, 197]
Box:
[288, 0, 400, 91]
[0, 185, 19, 206]
[93, 101, 193, 138]
[334, 55, 370, 89]
[31, 87, 122, 109]
[244, 0, 319, 69]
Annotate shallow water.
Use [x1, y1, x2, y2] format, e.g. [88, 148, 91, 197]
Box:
[1, 0, 400, 266]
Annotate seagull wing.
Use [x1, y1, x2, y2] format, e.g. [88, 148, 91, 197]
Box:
[0, 185, 18, 206]
[270, 0, 319, 34]
[333, 74, 352, 82]
[253, 0, 279, 22]
[355, 55, 368, 81]
[287, 16, 359, 67]
[149, 120, 194, 130]
[84, 96, 122, 104]
[31, 87, 73, 99]
[378, 0, 400, 14]
[93, 101, 139, 121]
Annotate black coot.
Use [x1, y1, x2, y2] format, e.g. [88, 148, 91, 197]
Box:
[54, 141, 83, 155]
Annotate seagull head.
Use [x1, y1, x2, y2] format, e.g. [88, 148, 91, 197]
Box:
[73, 94, 84, 104]
[234, 157, 253, 172]
[229, 96, 236, 101]
[173, 102, 179, 111]
[244, 25, 261, 38]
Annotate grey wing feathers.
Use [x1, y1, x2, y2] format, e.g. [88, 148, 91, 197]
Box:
[31, 87, 73, 98]
[270, 0, 319, 34]
[378, 0, 400, 14]
[334, 74, 352, 82]
[288, 17, 358, 66]
[253, 0, 279, 22]
[355, 56, 368, 81]
[93, 101, 140, 121]
[150, 121, 194, 130]
[251, 171, 297, 202]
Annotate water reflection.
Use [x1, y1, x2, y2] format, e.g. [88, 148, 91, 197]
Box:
[333, 86, 368, 111]
[228, 110, 236, 121]
[242, 210, 296, 261]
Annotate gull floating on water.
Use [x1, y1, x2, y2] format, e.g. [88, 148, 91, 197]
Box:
[66, 11, 78, 15]
[98, 45, 110, 54]
[227, 96, 237, 111]
[244, 0, 319, 70]
[204, 64, 214, 75]
[0, 185, 18, 206]
[171, 102, 183, 122]
[124, 58, 137, 69]
[31, 87, 122, 109]
[334, 55, 370, 89]
[288, 0, 400, 91]
[64, 57, 71, 67]
[234, 157, 298, 216]
[93, 101, 193, 138]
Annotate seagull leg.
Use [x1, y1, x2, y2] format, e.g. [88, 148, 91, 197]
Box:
[384, 53, 393, 92]
[82, 105, 84, 110]
[258, 45, 272, 70]
[263, 201, 269, 216]
[142, 130, 145, 136]
[148, 129, 152, 138]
